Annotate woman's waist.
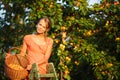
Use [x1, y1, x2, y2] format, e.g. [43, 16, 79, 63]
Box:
[27, 53, 44, 63]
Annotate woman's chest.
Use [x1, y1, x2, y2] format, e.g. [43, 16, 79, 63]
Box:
[26, 36, 48, 51]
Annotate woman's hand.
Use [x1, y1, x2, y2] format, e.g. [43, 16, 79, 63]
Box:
[26, 63, 38, 70]
[26, 64, 32, 70]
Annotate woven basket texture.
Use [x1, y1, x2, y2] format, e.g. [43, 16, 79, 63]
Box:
[5, 47, 28, 79]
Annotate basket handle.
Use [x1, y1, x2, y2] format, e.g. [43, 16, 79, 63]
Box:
[8, 47, 21, 54]
[8, 47, 27, 68]
[15, 54, 25, 68]
[5, 47, 21, 58]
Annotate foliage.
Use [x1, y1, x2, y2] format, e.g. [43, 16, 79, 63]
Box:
[0, 0, 120, 80]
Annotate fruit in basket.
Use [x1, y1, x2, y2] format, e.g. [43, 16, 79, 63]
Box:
[8, 64, 24, 70]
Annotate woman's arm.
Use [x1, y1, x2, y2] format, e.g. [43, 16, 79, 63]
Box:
[37, 38, 53, 65]
[20, 37, 27, 56]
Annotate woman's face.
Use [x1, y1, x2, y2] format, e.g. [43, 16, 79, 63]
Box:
[36, 19, 47, 34]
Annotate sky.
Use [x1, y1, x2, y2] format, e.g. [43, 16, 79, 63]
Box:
[88, 0, 100, 5]
[0, 0, 100, 18]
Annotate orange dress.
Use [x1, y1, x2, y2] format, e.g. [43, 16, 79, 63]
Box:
[20, 34, 53, 74]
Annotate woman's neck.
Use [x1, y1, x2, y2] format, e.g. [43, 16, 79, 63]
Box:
[36, 33, 47, 40]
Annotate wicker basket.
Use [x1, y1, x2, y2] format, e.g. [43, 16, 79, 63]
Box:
[5, 47, 28, 79]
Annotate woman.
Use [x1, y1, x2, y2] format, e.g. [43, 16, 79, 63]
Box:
[20, 17, 53, 75]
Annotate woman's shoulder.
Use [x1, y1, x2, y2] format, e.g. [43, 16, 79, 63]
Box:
[24, 34, 33, 40]
[46, 37, 53, 44]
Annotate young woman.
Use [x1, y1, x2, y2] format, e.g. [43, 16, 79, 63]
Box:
[20, 17, 53, 74]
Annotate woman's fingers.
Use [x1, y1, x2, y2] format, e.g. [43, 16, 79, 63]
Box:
[26, 64, 32, 70]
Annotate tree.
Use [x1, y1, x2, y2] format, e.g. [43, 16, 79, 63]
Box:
[0, 0, 120, 80]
